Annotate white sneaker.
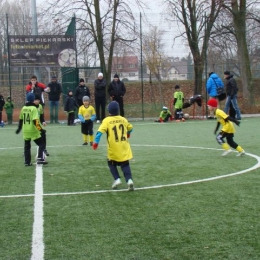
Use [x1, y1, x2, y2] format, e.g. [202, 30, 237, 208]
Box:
[127, 179, 134, 191]
[236, 150, 246, 157]
[112, 178, 122, 189]
[96, 120, 100, 123]
[222, 150, 232, 156]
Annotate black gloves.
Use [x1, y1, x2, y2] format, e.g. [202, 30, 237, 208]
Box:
[40, 129, 46, 134]
[234, 120, 240, 126]
[15, 128, 21, 134]
[226, 116, 240, 126]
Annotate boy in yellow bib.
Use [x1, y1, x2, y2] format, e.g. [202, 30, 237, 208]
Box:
[207, 98, 245, 156]
[92, 101, 134, 191]
[78, 96, 96, 146]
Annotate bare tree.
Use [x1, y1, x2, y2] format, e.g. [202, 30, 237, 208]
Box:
[164, 0, 223, 94]
[143, 26, 166, 82]
[43, 0, 146, 92]
[142, 26, 169, 105]
[222, 0, 255, 103]
[209, 1, 259, 102]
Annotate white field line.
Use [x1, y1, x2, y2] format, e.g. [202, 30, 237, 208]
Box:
[31, 165, 44, 260]
[2, 146, 260, 260]
[38, 152, 260, 195]
[0, 146, 259, 198]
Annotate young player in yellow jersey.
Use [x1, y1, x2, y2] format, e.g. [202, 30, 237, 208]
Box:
[78, 96, 96, 146]
[207, 98, 245, 156]
[92, 101, 134, 191]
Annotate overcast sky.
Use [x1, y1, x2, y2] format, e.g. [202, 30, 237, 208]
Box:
[35, 0, 189, 58]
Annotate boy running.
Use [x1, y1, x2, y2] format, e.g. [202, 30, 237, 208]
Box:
[207, 98, 245, 156]
[93, 101, 134, 191]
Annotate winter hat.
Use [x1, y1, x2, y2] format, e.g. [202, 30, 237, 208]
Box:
[207, 98, 218, 108]
[51, 75, 57, 79]
[79, 78, 85, 82]
[98, 72, 103, 77]
[114, 73, 119, 78]
[34, 94, 41, 100]
[26, 92, 35, 102]
[224, 71, 230, 75]
[108, 101, 119, 115]
[162, 106, 168, 110]
[68, 89, 73, 94]
[82, 96, 90, 102]
[175, 85, 180, 89]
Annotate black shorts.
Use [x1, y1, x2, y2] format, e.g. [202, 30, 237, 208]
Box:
[81, 120, 93, 135]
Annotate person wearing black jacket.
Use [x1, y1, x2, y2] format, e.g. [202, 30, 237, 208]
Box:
[223, 71, 241, 120]
[75, 78, 90, 107]
[47, 75, 62, 123]
[108, 73, 126, 117]
[94, 72, 106, 123]
[0, 94, 5, 126]
[64, 90, 78, 126]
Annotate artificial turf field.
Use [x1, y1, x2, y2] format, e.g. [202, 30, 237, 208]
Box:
[0, 117, 260, 260]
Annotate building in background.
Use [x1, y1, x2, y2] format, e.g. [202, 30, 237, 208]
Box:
[111, 55, 139, 81]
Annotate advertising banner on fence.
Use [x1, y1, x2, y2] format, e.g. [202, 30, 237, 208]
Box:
[8, 35, 76, 67]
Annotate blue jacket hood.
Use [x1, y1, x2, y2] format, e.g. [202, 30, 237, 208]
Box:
[206, 73, 224, 97]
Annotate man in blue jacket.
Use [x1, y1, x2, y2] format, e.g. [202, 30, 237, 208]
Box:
[206, 72, 224, 98]
[206, 72, 224, 119]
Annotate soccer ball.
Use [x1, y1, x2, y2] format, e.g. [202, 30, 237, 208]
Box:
[58, 48, 76, 67]
[184, 113, 189, 119]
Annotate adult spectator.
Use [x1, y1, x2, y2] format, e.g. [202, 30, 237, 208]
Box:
[75, 78, 90, 107]
[47, 75, 62, 123]
[108, 73, 126, 117]
[206, 72, 224, 119]
[94, 72, 106, 123]
[223, 71, 241, 120]
[206, 72, 224, 99]
[26, 75, 48, 106]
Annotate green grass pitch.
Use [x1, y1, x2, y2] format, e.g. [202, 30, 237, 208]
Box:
[0, 118, 260, 260]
